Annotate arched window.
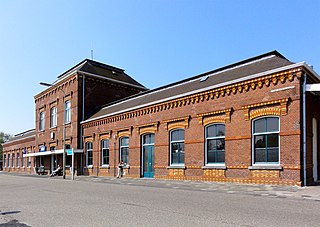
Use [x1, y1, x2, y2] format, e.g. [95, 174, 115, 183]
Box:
[101, 140, 109, 166]
[253, 117, 279, 164]
[205, 124, 225, 165]
[86, 142, 93, 167]
[120, 137, 129, 164]
[170, 129, 185, 166]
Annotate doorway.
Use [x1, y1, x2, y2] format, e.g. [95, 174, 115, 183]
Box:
[142, 134, 155, 178]
[313, 118, 318, 182]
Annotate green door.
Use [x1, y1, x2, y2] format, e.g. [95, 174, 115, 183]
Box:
[142, 134, 155, 178]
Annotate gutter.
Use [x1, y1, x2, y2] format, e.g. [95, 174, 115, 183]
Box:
[302, 72, 307, 186]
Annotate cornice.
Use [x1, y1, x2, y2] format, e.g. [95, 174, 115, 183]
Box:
[34, 75, 78, 103]
[83, 68, 301, 129]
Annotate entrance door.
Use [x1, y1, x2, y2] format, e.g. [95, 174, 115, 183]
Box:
[142, 134, 155, 178]
[313, 118, 318, 182]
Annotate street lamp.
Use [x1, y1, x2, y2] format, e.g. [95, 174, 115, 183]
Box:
[40, 82, 66, 179]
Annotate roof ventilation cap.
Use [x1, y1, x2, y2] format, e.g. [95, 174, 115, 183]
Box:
[200, 75, 209, 82]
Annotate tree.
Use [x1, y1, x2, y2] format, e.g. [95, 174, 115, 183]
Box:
[0, 132, 13, 161]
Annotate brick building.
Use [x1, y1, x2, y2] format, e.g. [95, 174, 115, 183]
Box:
[2, 51, 320, 186]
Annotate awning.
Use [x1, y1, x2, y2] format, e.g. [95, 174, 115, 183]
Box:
[23, 149, 83, 157]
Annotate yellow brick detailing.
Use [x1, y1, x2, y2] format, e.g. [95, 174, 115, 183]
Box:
[250, 170, 280, 178]
[203, 169, 226, 178]
[242, 98, 289, 120]
[83, 68, 302, 129]
[168, 168, 185, 176]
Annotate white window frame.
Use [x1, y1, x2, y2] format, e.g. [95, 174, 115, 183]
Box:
[169, 129, 185, 167]
[12, 153, 15, 167]
[64, 100, 71, 123]
[252, 116, 280, 166]
[205, 124, 226, 167]
[120, 137, 129, 165]
[86, 142, 93, 167]
[101, 139, 110, 166]
[8, 154, 10, 167]
[39, 111, 45, 131]
[21, 152, 25, 167]
[50, 106, 57, 128]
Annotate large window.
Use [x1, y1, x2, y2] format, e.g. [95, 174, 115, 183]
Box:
[205, 124, 225, 165]
[12, 154, 15, 167]
[50, 106, 57, 128]
[65, 100, 71, 123]
[253, 117, 279, 164]
[101, 140, 109, 166]
[21, 151, 25, 167]
[7, 154, 10, 167]
[170, 129, 185, 165]
[120, 137, 129, 164]
[86, 142, 93, 167]
[16, 153, 20, 167]
[39, 111, 45, 131]
[3, 155, 6, 167]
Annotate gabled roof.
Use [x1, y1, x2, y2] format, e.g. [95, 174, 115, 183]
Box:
[57, 59, 146, 89]
[83, 51, 295, 123]
[3, 129, 35, 145]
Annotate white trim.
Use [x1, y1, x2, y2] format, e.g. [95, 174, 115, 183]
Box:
[78, 70, 146, 90]
[170, 129, 185, 166]
[252, 116, 280, 165]
[270, 86, 295, 93]
[306, 84, 320, 92]
[82, 61, 313, 124]
[3, 134, 35, 145]
[205, 123, 226, 165]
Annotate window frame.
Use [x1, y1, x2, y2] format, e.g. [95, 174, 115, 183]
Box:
[50, 106, 57, 128]
[8, 154, 10, 167]
[39, 111, 45, 131]
[86, 142, 93, 167]
[64, 100, 71, 123]
[3, 154, 6, 168]
[252, 116, 280, 165]
[101, 139, 110, 166]
[120, 137, 129, 165]
[205, 123, 226, 166]
[16, 153, 20, 167]
[169, 129, 185, 167]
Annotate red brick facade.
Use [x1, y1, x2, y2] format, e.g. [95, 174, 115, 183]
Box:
[3, 53, 320, 186]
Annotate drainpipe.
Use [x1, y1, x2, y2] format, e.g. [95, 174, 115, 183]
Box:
[302, 72, 307, 186]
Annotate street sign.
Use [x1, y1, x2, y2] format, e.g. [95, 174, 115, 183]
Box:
[67, 149, 73, 155]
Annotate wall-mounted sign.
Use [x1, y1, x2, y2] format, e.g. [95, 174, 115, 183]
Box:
[40, 146, 46, 152]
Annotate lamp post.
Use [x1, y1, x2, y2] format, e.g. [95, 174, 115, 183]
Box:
[40, 82, 66, 179]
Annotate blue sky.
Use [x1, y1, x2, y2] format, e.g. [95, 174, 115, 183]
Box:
[0, 0, 319, 135]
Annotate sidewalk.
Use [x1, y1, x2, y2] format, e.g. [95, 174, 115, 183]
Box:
[2, 171, 320, 201]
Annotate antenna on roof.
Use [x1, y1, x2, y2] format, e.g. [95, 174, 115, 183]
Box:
[91, 41, 94, 60]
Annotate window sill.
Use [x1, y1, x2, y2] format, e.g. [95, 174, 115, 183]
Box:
[50, 126, 57, 130]
[101, 165, 110, 169]
[202, 165, 226, 170]
[249, 165, 282, 170]
[85, 166, 93, 169]
[167, 166, 186, 169]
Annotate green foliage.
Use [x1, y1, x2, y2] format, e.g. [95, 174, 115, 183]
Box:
[0, 132, 13, 161]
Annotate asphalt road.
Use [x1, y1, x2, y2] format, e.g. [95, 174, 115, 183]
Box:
[1, 174, 320, 227]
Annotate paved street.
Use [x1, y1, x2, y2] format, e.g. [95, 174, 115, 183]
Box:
[1, 173, 320, 227]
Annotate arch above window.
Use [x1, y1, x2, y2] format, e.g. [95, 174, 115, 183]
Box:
[163, 116, 190, 131]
